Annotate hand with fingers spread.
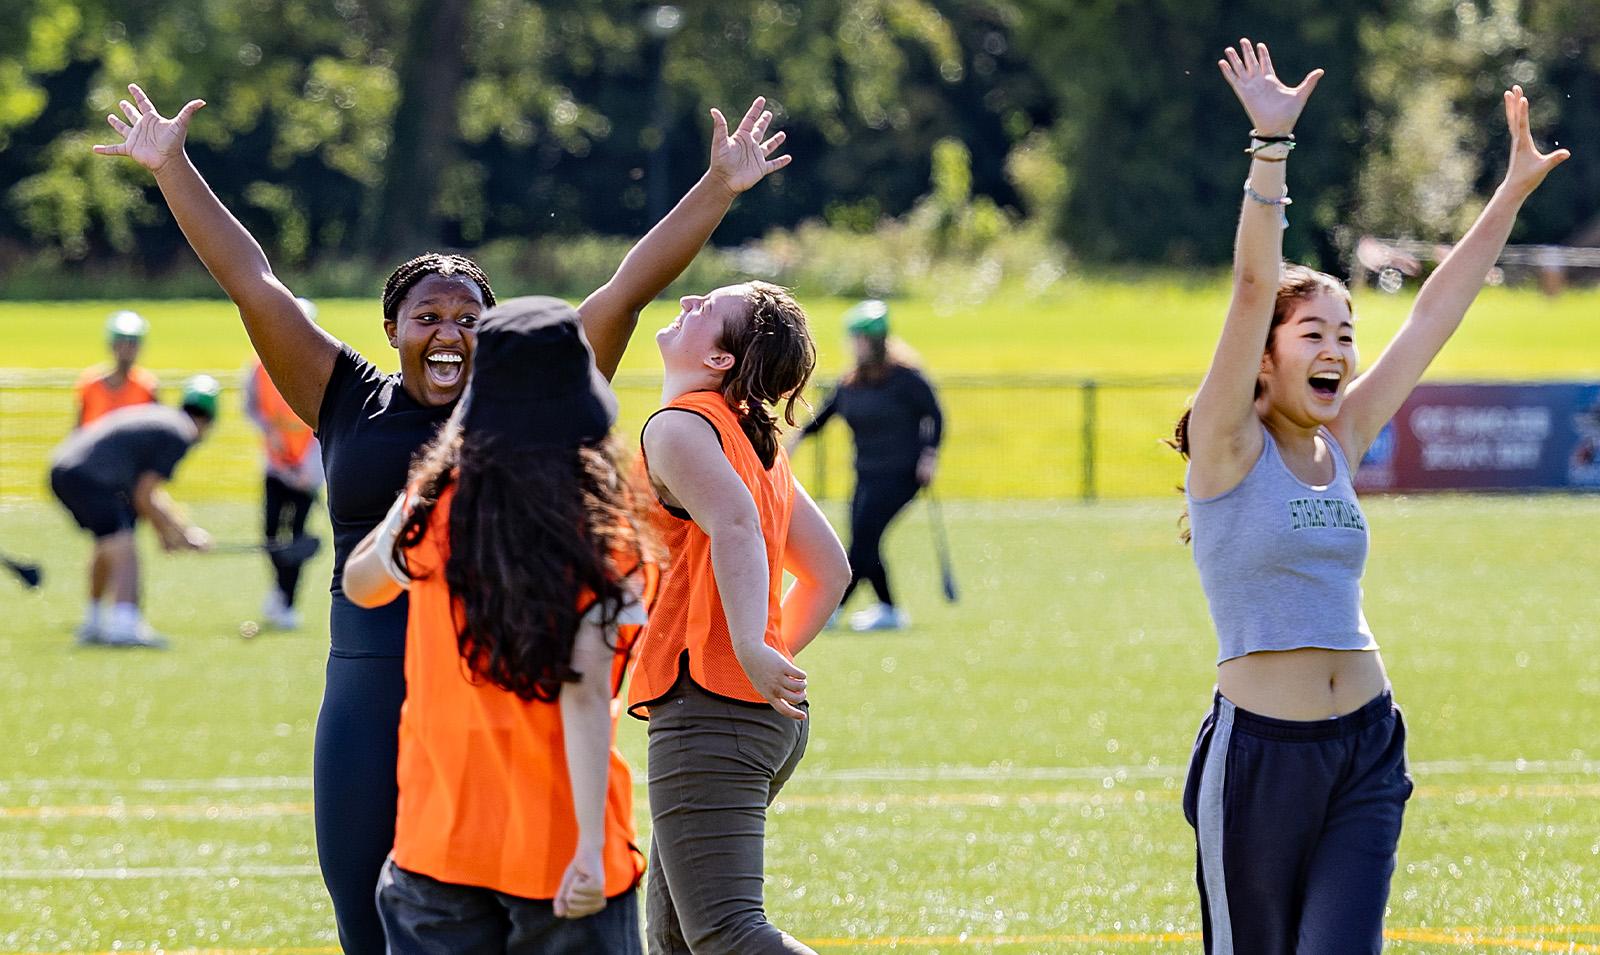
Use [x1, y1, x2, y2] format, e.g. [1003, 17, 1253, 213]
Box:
[92, 84, 206, 176]
[733, 640, 808, 720]
[1499, 84, 1571, 200]
[1217, 39, 1323, 137]
[707, 96, 792, 196]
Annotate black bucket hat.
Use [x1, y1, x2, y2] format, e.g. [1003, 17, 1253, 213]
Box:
[463, 296, 618, 447]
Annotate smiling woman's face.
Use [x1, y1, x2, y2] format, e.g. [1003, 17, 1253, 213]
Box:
[385, 272, 486, 407]
[1260, 289, 1358, 425]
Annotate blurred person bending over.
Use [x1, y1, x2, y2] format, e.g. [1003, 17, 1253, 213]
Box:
[49, 377, 219, 648]
[793, 301, 942, 632]
[77, 311, 159, 428]
[244, 297, 325, 631]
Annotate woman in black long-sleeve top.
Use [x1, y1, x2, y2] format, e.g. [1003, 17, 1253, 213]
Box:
[797, 300, 943, 631]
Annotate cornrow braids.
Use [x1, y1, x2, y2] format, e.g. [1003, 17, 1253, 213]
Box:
[716, 282, 817, 469]
[381, 253, 497, 323]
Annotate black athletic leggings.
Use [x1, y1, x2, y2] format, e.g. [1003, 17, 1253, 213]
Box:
[840, 470, 921, 608]
[263, 474, 315, 606]
[315, 595, 408, 955]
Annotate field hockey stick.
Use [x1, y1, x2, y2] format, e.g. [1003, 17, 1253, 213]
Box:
[2, 552, 43, 589]
[208, 536, 323, 565]
[925, 491, 958, 603]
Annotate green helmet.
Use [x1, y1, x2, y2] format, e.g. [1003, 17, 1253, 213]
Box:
[180, 374, 222, 420]
[843, 299, 889, 338]
[105, 310, 150, 342]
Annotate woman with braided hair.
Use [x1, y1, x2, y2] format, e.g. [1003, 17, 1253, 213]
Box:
[630, 282, 850, 954]
[95, 83, 792, 953]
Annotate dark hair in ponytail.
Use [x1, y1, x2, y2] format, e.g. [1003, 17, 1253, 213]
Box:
[1169, 264, 1351, 542]
[393, 410, 649, 702]
[715, 282, 817, 468]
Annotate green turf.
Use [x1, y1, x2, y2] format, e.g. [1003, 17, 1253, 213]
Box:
[3, 495, 1598, 952]
[3, 281, 1599, 503]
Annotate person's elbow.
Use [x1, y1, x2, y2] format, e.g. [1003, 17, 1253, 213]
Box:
[342, 556, 399, 609]
[822, 547, 851, 602]
[343, 577, 393, 609]
[706, 506, 764, 545]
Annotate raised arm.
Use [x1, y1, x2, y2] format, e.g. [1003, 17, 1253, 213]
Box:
[578, 97, 792, 379]
[643, 410, 807, 720]
[1335, 86, 1570, 462]
[1186, 41, 1322, 498]
[94, 84, 339, 426]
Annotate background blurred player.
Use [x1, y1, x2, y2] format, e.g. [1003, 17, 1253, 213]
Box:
[243, 297, 324, 630]
[77, 310, 159, 428]
[49, 376, 220, 648]
[793, 300, 943, 631]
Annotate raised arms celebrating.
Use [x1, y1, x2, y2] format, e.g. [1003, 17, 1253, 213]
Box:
[578, 97, 792, 379]
[1333, 85, 1571, 461]
[1185, 40, 1322, 498]
[94, 85, 339, 427]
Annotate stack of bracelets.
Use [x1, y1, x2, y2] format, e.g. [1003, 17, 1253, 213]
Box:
[1244, 130, 1294, 227]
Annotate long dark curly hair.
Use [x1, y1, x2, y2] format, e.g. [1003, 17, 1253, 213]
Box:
[392, 411, 649, 702]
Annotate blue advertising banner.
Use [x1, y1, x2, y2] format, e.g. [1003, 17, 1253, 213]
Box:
[1356, 382, 1600, 492]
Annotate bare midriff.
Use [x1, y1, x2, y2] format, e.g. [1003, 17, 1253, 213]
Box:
[1217, 647, 1389, 721]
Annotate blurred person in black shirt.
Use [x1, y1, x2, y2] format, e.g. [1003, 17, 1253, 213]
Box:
[794, 301, 942, 631]
[49, 377, 219, 648]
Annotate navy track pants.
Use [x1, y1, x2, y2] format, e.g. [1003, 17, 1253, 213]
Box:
[1182, 690, 1413, 955]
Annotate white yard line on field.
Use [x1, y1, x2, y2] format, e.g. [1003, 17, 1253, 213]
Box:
[4, 757, 1597, 798]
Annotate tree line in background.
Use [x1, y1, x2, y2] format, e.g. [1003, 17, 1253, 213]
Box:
[1, 0, 1596, 296]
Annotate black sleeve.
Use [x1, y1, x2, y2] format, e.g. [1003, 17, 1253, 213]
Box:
[903, 370, 943, 450]
[316, 344, 379, 441]
[800, 387, 840, 438]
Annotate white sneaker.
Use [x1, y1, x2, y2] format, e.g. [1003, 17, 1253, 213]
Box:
[825, 608, 843, 630]
[261, 592, 301, 630]
[849, 603, 908, 632]
[74, 621, 106, 646]
[101, 622, 169, 649]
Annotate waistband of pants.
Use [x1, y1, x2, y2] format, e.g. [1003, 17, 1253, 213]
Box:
[1213, 687, 1394, 742]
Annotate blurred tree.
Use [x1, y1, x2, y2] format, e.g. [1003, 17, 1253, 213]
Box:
[1011, 0, 1391, 269]
[1355, 0, 1598, 245]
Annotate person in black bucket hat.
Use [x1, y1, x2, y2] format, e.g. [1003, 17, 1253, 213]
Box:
[341, 295, 656, 953]
[459, 296, 619, 446]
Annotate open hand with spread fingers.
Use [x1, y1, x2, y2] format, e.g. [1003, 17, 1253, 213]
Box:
[708, 96, 792, 196]
[91, 83, 205, 176]
[1218, 39, 1323, 138]
[1500, 85, 1571, 201]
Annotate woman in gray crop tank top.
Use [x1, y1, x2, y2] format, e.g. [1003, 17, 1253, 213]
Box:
[1171, 39, 1570, 955]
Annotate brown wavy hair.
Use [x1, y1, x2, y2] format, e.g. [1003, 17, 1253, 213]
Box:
[392, 412, 649, 701]
[716, 282, 817, 468]
[1169, 264, 1351, 542]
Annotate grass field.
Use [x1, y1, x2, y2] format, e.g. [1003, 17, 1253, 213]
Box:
[3, 280, 1599, 502]
[3, 493, 1599, 953]
[3, 280, 1599, 952]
